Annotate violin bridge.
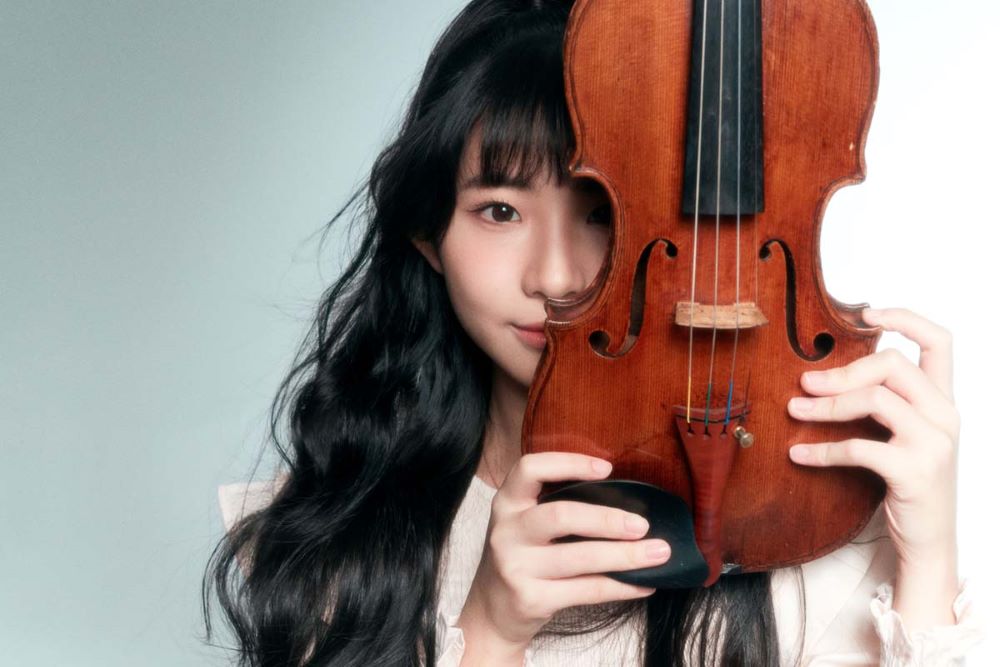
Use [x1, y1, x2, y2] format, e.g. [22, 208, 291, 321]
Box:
[674, 301, 767, 330]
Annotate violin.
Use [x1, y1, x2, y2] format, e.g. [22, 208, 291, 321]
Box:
[523, 0, 887, 588]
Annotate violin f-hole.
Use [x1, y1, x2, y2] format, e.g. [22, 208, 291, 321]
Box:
[761, 238, 835, 361]
[588, 237, 677, 358]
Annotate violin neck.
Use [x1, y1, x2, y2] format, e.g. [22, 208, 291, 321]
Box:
[682, 0, 765, 217]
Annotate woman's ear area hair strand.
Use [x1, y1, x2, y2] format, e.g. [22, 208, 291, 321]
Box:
[411, 237, 444, 274]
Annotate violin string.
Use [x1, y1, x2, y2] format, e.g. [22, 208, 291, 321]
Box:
[752, 0, 761, 312]
[741, 365, 752, 423]
[705, 0, 727, 428]
[686, 0, 711, 425]
[726, 0, 743, 427]
[747, 0, 761, 417]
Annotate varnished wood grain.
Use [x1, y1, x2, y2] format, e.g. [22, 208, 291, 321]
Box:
[523, 0, 886, 577]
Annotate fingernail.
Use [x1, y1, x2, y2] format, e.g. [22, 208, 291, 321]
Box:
[626, 514, 649, 535]
[789, 397, 815, 413]
[592, 459, 612, 474]
[646, 540, 670, 560]
[802, 371, 826, 388]
[789, 445, 810, 463]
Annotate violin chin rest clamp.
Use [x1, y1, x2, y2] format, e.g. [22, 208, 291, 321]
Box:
[539, 479, 711, 589]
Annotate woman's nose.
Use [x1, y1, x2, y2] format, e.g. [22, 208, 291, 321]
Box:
[522, 219, 592, 301]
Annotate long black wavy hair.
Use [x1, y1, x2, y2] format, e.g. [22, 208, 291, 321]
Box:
[202, 1, 804, 665]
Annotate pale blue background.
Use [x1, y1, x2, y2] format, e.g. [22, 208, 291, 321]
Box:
[1, 1, 995, 665]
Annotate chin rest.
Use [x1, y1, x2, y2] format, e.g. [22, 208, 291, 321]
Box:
[538, 479, 709, 589]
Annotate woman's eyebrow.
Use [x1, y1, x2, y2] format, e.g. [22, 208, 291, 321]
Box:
[458, 173, 532, 191]
[458, 173, 604, 194]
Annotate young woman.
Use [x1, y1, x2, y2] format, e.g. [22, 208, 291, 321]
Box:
[204, 1, 983, 665]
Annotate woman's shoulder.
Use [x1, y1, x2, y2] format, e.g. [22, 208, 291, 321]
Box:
[217, 472, 290, 532]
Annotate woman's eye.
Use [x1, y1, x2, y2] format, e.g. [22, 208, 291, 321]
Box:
[478, 202, 520, 223]
[588, 203, 612, 226]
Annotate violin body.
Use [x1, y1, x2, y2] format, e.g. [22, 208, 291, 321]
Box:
[523, 0, 887, 586]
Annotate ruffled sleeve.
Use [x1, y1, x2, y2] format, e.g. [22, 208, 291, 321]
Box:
[870, 578, 986, 665]
[434, 609, 537, 667]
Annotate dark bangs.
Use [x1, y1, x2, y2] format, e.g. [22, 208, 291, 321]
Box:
[471, 22, 576, 190]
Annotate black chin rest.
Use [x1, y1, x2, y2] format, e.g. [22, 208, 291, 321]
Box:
[539, 479, 709, 589]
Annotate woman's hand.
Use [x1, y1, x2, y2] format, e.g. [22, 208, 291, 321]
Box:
[785, 307, 960, 629]
[785, 307, 959, 564]
[456, 452, 666, 657]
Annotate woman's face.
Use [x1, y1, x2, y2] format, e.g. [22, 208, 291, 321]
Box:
[414, 127, 612, 390]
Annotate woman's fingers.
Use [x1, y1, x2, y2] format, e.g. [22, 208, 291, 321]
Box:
[498, 452, 612, 509]
[862, 307, 955, 401]
[787, 382, 957, 489]
[786, 383, 938, 485]
[543, 574, 657, 611]
[520, 500, 649, 544]
[799, 348, 958, 439]
[530, 538, 671, 579]
[788, 437, 905, 486]
[798, 333, 960, 440]
[788, 384, 930, 442]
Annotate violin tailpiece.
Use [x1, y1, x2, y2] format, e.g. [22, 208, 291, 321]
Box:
[673, 413, 743, 586]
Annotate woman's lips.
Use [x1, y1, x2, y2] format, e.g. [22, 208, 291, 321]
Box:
[512, 324, 546, 349]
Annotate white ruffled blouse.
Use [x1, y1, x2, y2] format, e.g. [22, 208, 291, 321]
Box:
[218, 474, 984, 666]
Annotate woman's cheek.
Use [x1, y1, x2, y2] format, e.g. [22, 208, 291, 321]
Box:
[441, 260, 507, 352]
